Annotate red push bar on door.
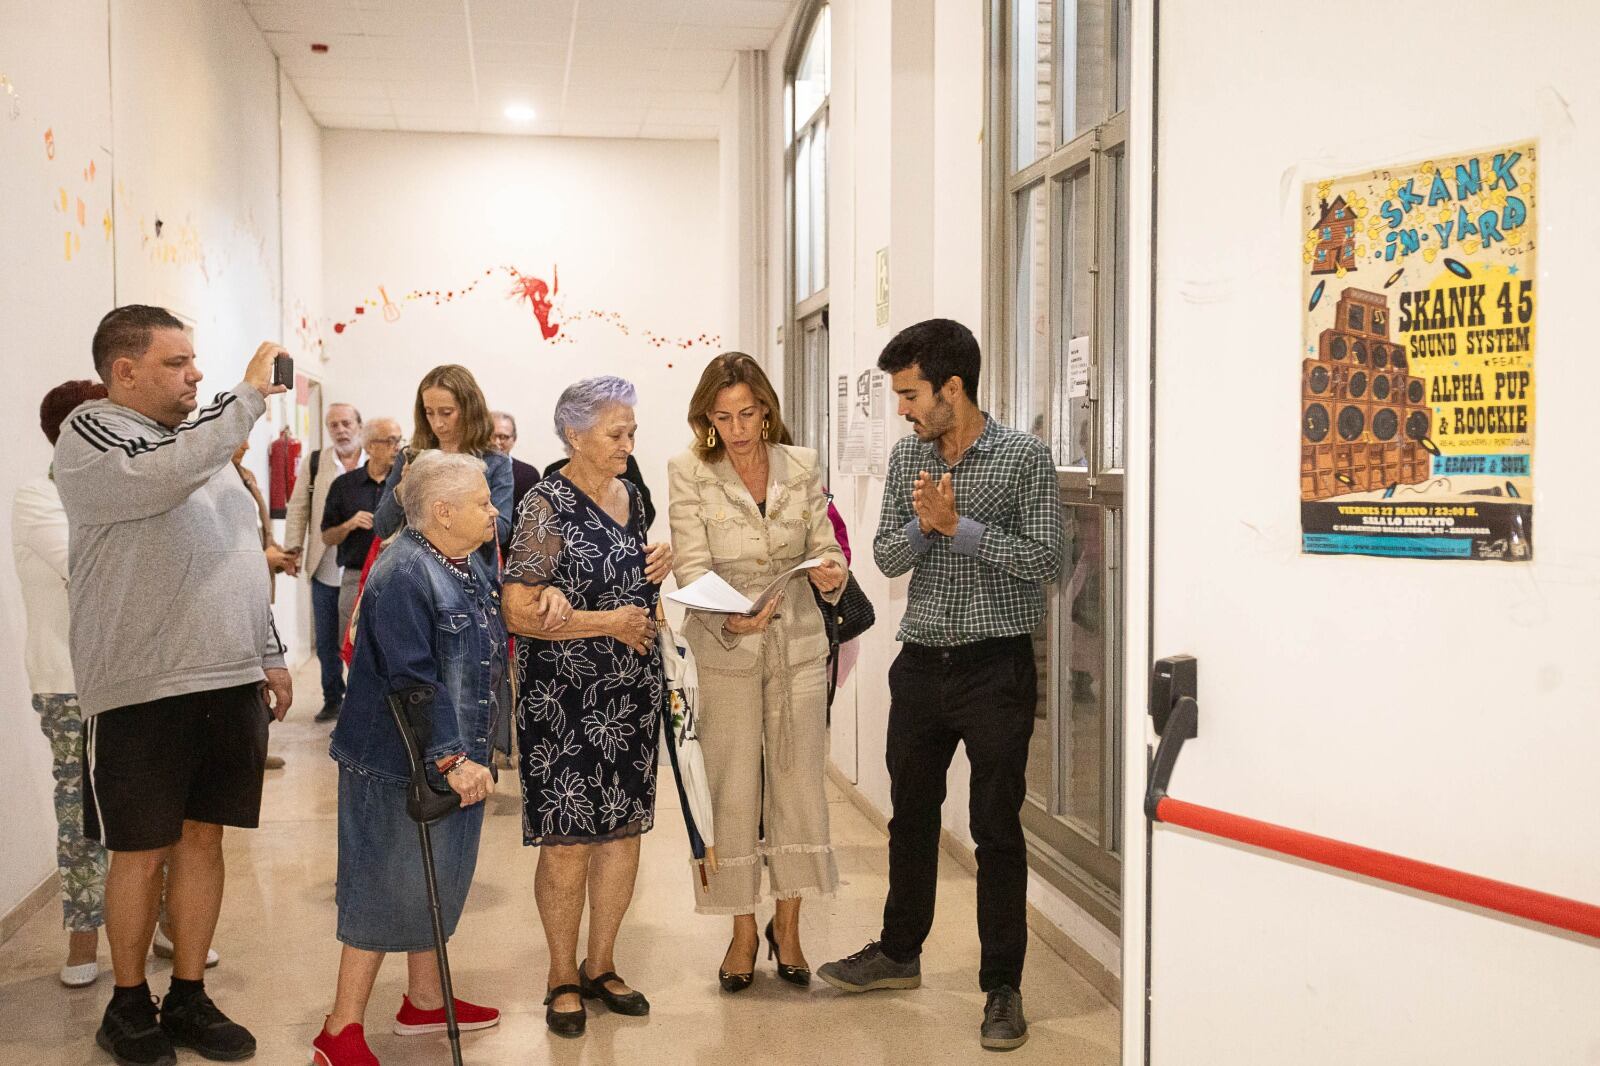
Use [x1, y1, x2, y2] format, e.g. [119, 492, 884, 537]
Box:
[1146, 664, 1600, 942]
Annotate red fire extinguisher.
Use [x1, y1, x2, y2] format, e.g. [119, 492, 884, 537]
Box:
[269, 428, 301, 520]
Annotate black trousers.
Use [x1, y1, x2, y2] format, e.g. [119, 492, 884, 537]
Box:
[879, 635, 1036, 991]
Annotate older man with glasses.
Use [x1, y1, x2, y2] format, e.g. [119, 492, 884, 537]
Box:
[320, 418, 403, 669]
[489, 409, 541, 519]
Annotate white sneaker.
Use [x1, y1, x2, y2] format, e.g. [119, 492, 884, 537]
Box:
[151, 926, 220, 968]
[58, 960, 99, 987]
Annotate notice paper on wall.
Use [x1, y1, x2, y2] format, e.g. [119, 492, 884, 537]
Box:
[867, 369, 888, 476]
[1067, 336, 1090, 398]
[667, 560, 823, 615]
[1298, 140, 1536, 561]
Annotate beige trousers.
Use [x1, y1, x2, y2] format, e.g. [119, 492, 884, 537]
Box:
[690, 627, 838, 914]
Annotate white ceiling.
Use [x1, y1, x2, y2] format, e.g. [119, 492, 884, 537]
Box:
[246, 0, 796, 140]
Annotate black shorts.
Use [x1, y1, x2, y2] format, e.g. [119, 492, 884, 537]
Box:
[83, 683, 270, 852]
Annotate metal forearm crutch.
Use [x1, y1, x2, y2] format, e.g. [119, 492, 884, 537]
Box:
[387, 686, 466, 1066]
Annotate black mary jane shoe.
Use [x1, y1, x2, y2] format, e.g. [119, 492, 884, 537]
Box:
[764, 919, 812, 986]
[718, 937, 757, 994]
[579, 960, 650, 1016]
[543, 984, 587, 1038]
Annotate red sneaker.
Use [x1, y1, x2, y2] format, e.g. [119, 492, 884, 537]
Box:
[392, 994, 500, 1036]
[311, 1020, 379, 1066]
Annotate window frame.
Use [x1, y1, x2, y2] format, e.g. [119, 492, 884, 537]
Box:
[984, 0, 1130, 933]
[784, 0, 832, 475]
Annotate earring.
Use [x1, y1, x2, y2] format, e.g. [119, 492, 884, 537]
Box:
[706, 425, 717, 449]
[761, 418, 770, 441]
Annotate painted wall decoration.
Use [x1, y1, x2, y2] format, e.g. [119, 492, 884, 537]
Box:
[1299, 142, 1536, 561]
[331, 263, 722, 352]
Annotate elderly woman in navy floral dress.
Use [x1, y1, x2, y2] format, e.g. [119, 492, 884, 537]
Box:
[502, 376, 673, 1038]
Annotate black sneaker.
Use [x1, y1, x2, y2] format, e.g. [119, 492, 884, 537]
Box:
[314, 700, 341, 723]
[816, 941, 921, 992]
[160, 987, 256, 1061]
[96, 991, 176, 1066]
[980, 986, 1028, 1051]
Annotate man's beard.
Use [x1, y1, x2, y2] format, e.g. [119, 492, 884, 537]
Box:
[916, 396, 955, 438]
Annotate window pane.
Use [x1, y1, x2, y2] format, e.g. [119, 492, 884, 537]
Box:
[1056, 0, 1117, 143]
[1056, 502, 1112, 842]
[1011, 184, 1049, 447]
[1101, 152, 1128, 469]
[810, 114, 827, 294]
[1010, 0, 1051, 171]
[794, 7, 828, 128]
[795, 132, 813, 300]
[1053, 172, 1091, 468]
[1114, 0, 1130, 112]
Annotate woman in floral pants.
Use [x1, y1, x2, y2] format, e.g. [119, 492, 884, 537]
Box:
[15, 380, 111, 986]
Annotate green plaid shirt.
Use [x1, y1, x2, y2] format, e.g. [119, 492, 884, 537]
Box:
[874, 415, 1064, 646]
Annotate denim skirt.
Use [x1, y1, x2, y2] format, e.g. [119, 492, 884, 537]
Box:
[335, 766, 485, 953]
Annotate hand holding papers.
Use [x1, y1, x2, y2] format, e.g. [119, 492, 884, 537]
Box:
[667, 559, 823, 616]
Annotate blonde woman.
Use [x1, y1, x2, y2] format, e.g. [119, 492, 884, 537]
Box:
[667, 353, 847, 992]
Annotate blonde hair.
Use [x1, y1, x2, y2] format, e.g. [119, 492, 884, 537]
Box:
[687, 352, 792, 461]
[409, 364, 494, 457]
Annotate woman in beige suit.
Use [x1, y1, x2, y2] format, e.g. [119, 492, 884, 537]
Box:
[667, 353, 848, 992]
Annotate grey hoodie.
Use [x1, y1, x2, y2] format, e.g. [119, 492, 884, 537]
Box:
[53, 382, 286, 716]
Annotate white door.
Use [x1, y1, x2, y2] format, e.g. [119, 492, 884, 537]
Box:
[1131, 2, 1600, 1063]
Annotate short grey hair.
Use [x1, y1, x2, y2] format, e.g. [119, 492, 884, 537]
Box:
[490, 410, 517, 437]
[362, 417, 401, 446]
[399, 451, 487, 528]
[552, 376, 637, 455]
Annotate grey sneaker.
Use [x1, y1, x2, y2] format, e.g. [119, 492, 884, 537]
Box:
[980, 986, 1028, 1051]
[817, 941, 921, 992]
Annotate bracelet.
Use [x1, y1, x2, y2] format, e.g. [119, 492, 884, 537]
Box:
[437, 752, 467, 776]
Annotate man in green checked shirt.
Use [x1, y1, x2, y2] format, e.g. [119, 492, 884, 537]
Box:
[819, 319, 1063, 1053]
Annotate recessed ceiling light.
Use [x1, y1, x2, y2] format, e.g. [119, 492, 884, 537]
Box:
[504, 104, 537, 122]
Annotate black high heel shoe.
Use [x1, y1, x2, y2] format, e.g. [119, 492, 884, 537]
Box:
[765, 919, 812, 986]
[543, 984, 587, 1038]
[718, 936, 757, 993]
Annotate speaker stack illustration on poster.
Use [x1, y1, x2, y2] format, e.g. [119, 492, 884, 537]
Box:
[1299, 142, 1536, 561]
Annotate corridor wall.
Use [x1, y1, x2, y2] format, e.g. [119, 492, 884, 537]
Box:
[0, 0, 320, 920]
[318, 130, 728, 533]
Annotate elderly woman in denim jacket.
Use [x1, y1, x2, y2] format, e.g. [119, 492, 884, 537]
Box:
[313, 452, 561, 1066]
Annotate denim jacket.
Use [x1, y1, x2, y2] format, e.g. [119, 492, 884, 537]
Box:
[330, 528, 508, 785]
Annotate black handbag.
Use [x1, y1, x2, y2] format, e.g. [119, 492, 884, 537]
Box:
[816, 574, 876, 712]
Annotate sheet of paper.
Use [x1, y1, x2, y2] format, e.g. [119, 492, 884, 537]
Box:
[666, 559, 823, 615]
[666, 571, 752, 614]
[747, 558, 823, 614]
[867, 370, 889, 476]
[1067, 335, 1090, 398]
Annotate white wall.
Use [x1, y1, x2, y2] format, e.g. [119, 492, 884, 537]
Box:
[0, 0, 321, 920]
[1146, 1, 1600, 1062]
[320, 130, 727, 530]
[277, 71, 325, 663]
[0, 0, 116, 920]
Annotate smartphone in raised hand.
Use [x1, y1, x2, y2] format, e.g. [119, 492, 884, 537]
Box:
[272, 352, 294, 388]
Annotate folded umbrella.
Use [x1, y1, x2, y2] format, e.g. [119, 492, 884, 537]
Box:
[656, 609, 717, 885]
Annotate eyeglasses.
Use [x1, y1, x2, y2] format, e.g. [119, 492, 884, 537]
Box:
[371, 436, 402, 446]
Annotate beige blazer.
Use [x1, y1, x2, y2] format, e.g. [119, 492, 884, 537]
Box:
[283, 444, 361, 576]
[667, 443, 848, 673]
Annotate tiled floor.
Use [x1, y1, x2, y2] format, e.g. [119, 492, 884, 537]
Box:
[0, 660, 1119, 1065]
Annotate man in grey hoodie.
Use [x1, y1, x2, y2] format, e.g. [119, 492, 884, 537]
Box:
[54, 304, 292, 1066]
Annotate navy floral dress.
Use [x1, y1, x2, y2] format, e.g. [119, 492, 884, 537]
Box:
[506, 472, 662, 846]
